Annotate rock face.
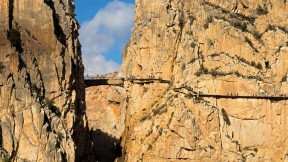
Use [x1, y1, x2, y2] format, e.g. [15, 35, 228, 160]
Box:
[86, 85, 127, 140]
[118, 0, 288, 161]
[86, 85, 127, 161]
[0, 0, 90, 161]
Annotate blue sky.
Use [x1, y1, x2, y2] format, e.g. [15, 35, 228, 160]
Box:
[74, 0, 135, 75]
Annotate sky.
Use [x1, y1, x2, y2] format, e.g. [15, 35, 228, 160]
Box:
[74, 0, 135, 75]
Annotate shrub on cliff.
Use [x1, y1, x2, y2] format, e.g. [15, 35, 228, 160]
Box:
[2, 157, 10, 162]
[256, 5, 268, 15]
[7, 28, 23, 52]
[256, 63, 263, 70]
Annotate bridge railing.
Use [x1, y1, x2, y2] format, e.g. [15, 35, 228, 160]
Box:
[84, 75, 170, 81]
[84, 75, 124, 80]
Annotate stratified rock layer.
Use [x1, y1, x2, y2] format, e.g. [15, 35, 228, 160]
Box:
[0, 0, 90, 161]
[119, 0, 288, 161]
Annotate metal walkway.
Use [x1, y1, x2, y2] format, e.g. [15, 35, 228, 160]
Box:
[173, 88, 288, 101]
[84, 77, 288, 101]
[84, 77, 171, 87]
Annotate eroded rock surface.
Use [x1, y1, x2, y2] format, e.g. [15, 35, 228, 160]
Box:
[0, 0, 91, 161]
[86, 85, 127, 161]
[118, 0, 288, 161]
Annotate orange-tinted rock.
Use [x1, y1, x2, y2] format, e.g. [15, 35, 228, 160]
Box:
[0, 0, 90, 161]
[118, 0, 288, 161]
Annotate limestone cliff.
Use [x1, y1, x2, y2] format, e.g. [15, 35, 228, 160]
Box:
[86, 85, 126, 161]
[0, 0, 91, 161]
[118, 0, 288, 161]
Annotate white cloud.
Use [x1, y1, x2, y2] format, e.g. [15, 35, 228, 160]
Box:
[79, 0, 135, 75]
[83, 55, 119, 76]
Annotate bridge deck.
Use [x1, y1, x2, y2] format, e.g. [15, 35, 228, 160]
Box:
[84, 77, 171, 87]
[85, 78, 124, 87]
[85, 78, 288, 100]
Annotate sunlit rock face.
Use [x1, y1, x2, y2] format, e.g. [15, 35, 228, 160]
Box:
[117, 0, 288, 161]
[0, 0, 92, 161]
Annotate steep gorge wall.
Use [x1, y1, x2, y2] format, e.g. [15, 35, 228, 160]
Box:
[86, 85, 126, 162]
[119, 0, 288, 161]
[0, 0, 91, 161]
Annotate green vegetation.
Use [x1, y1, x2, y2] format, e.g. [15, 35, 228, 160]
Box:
[231, 19, 247, 31]
[267, 24, 276, 31]
[203, 16, 213, 29]
[145, 129, 153, 137]
[187, 15, 195, 25]
[195, 65, 233, 78]
[7, 28, 23, 52]
[247, 76, 256, 79]
[210, 53, 220, 57]
[189, 58, 197, 64]
[256, 5, 268, 15]
[158, 128, 163, 136]
[194, 64, 263, 81]
[140, 115, 150, 122]
[265, 24, 288, 34]
[140, 99, 171, 122]
[152, 104, 167, 116]
[256, 63, 263, 69]
[2, 157, 10, 162]
[235, 55, 262, 70]
[148, 144, 153, 150]
[244, 37, 259, 53]
[184, 93, 193, 98]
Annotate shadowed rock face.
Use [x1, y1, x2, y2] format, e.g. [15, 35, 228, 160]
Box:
[0, 0, 92, 161]
[115, 0, 288, 161]
[85, 84, 127, 162]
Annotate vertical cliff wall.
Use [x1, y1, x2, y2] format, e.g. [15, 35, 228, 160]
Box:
[86, 85, 126, 162]
[119, 0, 288, 161]
[0, 0, 91, 161]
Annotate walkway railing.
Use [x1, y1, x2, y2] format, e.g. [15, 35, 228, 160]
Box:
[84, 76, 171, 87]
[173, 87, 288, 101]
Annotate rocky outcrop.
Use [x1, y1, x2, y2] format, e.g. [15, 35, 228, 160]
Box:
[0, 0, 91, 161]
[118, 0, 288, 161]
[86, 85, 126, 161]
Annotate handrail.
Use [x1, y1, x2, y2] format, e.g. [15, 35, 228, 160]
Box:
[173, 87, 288, 101]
